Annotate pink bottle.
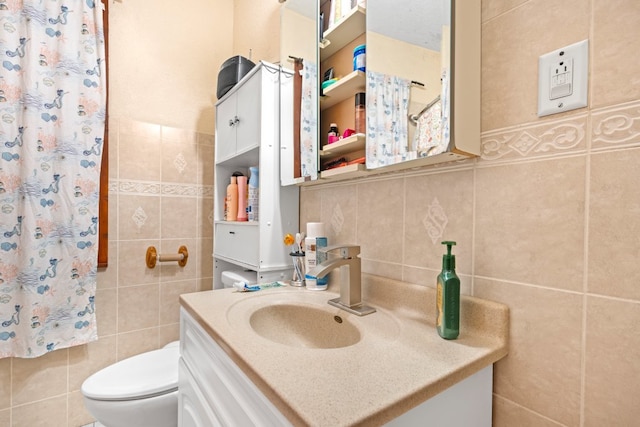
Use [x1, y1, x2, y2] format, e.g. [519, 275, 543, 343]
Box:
[237, 176, 248, 221]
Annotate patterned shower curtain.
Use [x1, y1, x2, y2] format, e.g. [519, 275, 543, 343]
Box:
[300, 60, 318, 180]
[365, 70, 410, 169]
[0, 1, 106, 358]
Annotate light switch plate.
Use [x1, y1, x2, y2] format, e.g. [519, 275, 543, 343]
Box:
[537, 40, 588, 117]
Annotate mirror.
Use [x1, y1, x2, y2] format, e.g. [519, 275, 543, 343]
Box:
[366, 0, 451, 168]
[280, 0, 319, 185]
[280, 0, 479, 183]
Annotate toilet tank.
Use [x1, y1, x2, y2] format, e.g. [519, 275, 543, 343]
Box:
[221, 270, 257, 288]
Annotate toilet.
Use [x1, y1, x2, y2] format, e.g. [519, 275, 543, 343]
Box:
[81, 341, 180, 427]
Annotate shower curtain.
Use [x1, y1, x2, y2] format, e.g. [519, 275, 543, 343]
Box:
[0, 1, 106, 358]
[365, 71, 410, 169]
[300, 60, 318, 180]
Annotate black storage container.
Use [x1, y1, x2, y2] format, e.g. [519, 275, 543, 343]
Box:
[216, 56, 256, 99]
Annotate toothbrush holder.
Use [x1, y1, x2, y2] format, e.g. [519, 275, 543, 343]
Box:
[290, 252, 305, 287]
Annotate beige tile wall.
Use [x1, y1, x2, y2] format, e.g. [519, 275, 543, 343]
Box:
[298, 0, 640, 425]
[0, 119, 214, 426]
[2, 1, 639, 426]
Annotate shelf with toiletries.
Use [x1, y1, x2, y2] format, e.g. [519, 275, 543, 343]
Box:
[319, 132, 365, 156]
[320, 5, 366, 61]
[213, 61, 299, 287]
[320, 70, 366, 111]
[319, 133, 368, 180]
[318, 0, 369, 184]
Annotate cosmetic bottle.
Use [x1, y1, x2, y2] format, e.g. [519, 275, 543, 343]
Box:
[226, 176, 238, 221]
[248, 166, 259, 221]
[304, 222, 328, 290]
[355, 92, 366, 134]
[436, 241, 460, 339]
[328, 123, 339, 145]
[236, 175, 248, 221]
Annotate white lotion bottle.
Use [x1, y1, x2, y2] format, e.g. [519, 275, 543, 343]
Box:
[304, 222, 328, 290]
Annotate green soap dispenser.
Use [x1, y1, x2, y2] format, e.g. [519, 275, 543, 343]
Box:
[436, 241, 460, 340]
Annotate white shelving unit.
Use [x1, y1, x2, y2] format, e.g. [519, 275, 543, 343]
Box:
[213, 62, 299, 288]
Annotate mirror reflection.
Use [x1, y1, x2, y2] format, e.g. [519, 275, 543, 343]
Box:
[366, 0, 451, 168]
[280, 0, 458, 184]
[280, 0, 319, 184]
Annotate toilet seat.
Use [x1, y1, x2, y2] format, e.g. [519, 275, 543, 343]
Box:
[82, 344, 180, 401]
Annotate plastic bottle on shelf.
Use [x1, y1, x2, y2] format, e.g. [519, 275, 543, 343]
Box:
[328, 123, 339, 145]
[353, 44, 366, 72]
[237, 175, 248, 221]
[355, 92, 366, 134]
[226, 176, 238, 221]
[247, 166, 259, 221]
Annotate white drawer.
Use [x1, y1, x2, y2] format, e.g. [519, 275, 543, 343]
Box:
[214, 223, 259, 268]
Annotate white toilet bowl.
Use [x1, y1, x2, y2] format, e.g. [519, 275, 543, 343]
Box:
[81, 341, 180, 427]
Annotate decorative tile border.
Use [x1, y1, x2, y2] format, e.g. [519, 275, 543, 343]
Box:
[119, 180, 162, 195]
[110, 179, 213, 198]
[480, 114, 588, 163]
[591, 99, 640, 151]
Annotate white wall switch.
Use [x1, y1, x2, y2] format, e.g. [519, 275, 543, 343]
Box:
[537, 39, 588, 117]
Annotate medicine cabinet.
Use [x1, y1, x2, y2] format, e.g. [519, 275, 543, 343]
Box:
[279, 0, 480, 185]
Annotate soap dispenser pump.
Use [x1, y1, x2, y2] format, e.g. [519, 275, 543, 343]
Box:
[436, 241, 460, 340]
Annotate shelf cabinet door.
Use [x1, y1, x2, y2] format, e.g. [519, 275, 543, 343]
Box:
[235, 70, 262, 156]
[215, 92, 238, 163]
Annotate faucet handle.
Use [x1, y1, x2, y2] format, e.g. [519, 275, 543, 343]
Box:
[319, 244, 360, 258]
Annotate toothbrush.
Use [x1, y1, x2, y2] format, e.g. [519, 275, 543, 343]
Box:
[295, 232, 305, 254]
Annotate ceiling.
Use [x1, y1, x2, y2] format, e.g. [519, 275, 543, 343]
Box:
[368, 0, 450, 52]
[283, 0, 451, 52]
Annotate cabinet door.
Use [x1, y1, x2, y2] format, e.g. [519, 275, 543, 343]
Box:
[215, 92, 238, 163]
[178, 359, 220, 427]
[235, 70, 262, 155]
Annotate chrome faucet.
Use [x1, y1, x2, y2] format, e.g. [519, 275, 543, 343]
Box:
[307, 245, 376, 316]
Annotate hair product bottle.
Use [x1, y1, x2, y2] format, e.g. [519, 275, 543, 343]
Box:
[355, 92, 366, 134]
[226, 176, 238, 221]
[248, 167, 259, 221]
[236, 175, 248, 221]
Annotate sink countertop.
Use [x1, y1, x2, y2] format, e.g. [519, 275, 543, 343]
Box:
[179, 273, 509, 426]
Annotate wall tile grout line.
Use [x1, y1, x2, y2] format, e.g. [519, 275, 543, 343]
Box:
[579, 109, 593, 427]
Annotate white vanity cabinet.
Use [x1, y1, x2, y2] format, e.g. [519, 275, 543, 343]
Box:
[178, 304, 494, 426]
[213, 61, 299, 288]
[178, 308, 293, 427]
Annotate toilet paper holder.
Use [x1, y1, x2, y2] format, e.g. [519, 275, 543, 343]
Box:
[146, 245, 188, 268]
